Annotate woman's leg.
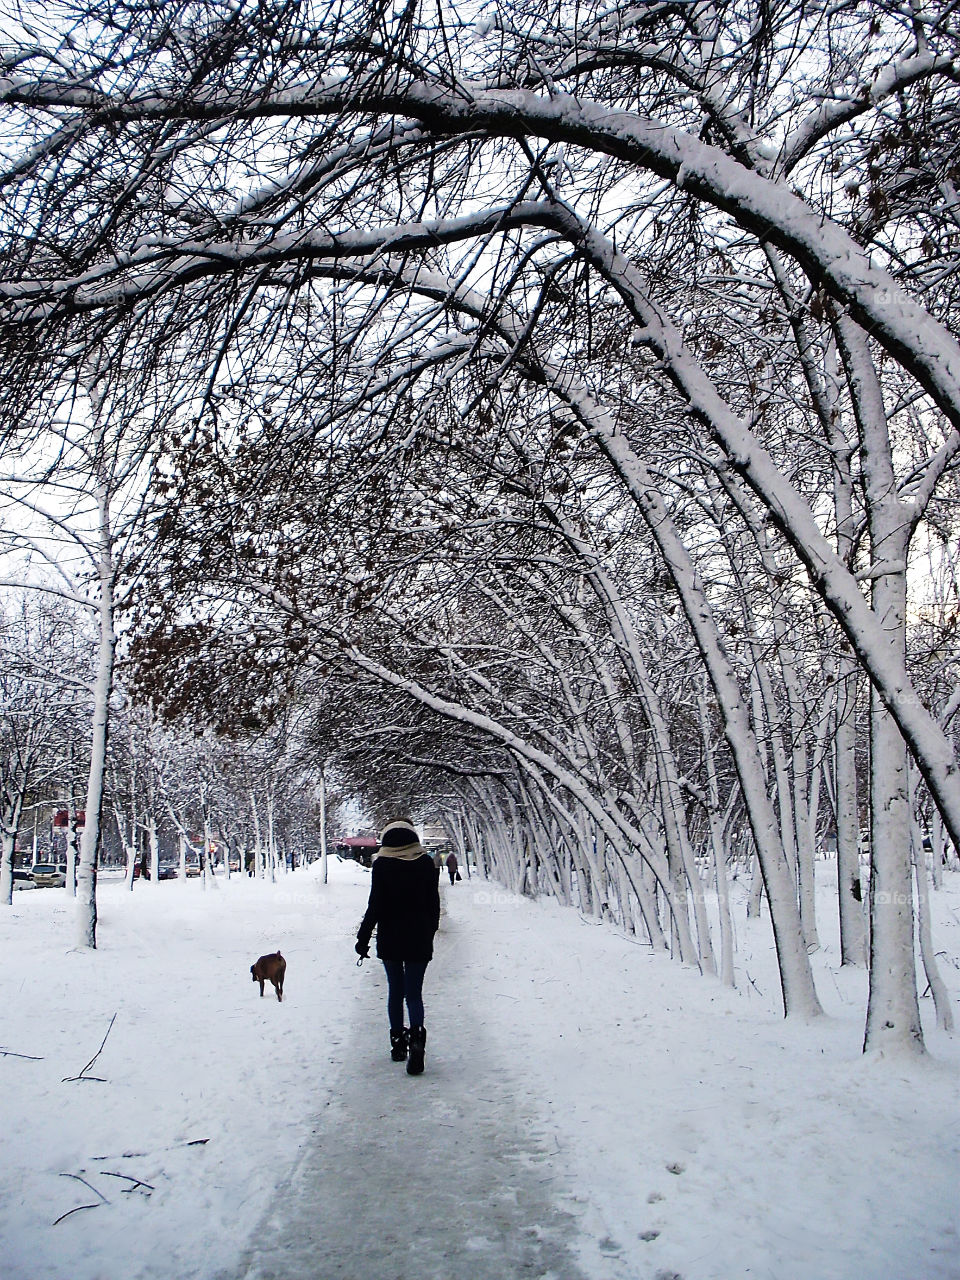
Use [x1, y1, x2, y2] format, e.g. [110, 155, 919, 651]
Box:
[401, 961, 428, 1027]
[382, 960, 406, 1030]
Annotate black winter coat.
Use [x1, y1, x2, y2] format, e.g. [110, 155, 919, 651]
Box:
[357, 854, 441, 962]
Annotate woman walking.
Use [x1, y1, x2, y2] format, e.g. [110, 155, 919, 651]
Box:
[355, 819, 441, 1075]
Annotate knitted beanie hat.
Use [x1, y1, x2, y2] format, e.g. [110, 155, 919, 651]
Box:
[376, 819, 425, 860]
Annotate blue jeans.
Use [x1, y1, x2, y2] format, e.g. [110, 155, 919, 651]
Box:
[382, 960, 428, 1030]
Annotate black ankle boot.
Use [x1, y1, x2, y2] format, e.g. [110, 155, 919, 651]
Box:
[407, 1025, 426, 1075]
[390, 1029, 408, 1062]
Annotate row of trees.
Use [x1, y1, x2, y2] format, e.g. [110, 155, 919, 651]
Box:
[0, 0, 958, 1054]
[0, 595, 332, 907]
[0, 600, 89, 898]
[131, 357, 958, 1035]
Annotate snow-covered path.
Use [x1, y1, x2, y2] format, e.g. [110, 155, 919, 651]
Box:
[237, 900, 588, 1280]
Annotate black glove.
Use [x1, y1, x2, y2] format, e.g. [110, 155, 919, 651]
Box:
[355, 940, 369, 958]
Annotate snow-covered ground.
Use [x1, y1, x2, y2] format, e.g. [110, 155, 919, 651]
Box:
[1, 859, 958, 1280]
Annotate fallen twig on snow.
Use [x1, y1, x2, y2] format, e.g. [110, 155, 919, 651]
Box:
[99, 1171, 155, 1195]
[0, 1047, 43, 1060]
[60, 1172, 109, 1202]
[92, 1137, 209, 1160]
[744, 970, 764, 997]
[54, 1172, 109, 1225]
[62, 1012, 117, 1083]
[53, 1202, 101, 1226]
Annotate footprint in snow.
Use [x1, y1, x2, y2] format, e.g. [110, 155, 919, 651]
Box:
[665, 1160, 685, 1175]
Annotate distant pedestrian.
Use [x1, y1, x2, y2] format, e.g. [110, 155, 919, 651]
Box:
[445, 851, 460, 885]
[355, 819, 441, 1075]
[433, 850, 443, 872]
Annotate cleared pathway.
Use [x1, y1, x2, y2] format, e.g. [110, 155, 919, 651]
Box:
[233, 889, 590, 1280]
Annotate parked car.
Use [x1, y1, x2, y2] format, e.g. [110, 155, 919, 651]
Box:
[184, 858, 201, 877]
[31, 862, 66, 888]
[13, 869, 37, 890]
[157, 865, 178, 880]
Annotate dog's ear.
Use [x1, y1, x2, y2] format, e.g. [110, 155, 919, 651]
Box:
[250, 965, 257, 979]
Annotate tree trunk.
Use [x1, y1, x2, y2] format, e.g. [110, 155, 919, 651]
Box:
[910, 790, 954, 1033]
[266, 789, 276, 884]
[147, 810, 159, 886]
[697, 689, 736, 987]
[65, 754, 80, 898]
[0, 823, 16, 905]
[834, 317, 923, 1056]
[319, 767, 329, 885]
[114, 804, 136, 892]
[747, 851, 764, 919]
[835, 657, 866, 965]
[76, 471, 116, 950]
[865, 678, 922, 1053]
[250, 788, 263, 878]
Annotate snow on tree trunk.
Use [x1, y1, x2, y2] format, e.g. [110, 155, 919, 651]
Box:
[865, 678, 923, 1054]
[836, 318, 924, 1056]
[747, 852, 764, 919]
[65, 784, 79, 899]
[909, 776, 954, 1033]
[318, 767, 329, 886]
[76, 467, 116, 951]
[147, 806, 159, 886]
[696, 688, 736, 988]
[834, 660, 866, 965]
[0, 824, 16, 905]
[266, 790, 276, 884]
[789, 690, 820, 954]
[250, 789, 264, 879]
[928, 811, 944, 890]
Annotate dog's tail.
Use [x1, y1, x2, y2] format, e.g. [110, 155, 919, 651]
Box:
[276, 949, 283, 960]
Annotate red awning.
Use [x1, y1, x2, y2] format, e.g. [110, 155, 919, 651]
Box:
[53, 810, 85, 828]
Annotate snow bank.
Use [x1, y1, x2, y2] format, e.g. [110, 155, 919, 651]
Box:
[460, 873, 960, 1279]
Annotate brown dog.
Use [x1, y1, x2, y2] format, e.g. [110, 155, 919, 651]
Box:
[251, 950, 286, 1001]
